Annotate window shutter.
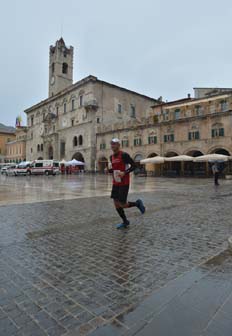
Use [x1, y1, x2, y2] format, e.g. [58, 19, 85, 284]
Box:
[154, 136, 157, 144]
[188, 132, 191, 140]
[171, 134, 174, 142]
[196, 131, 200, 140]
[219, 128, 224, 136]
[212, 129, 215, 138]
[164, 135, 167, 143]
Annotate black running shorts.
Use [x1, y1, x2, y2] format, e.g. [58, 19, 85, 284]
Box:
[111, 185, 129, 204]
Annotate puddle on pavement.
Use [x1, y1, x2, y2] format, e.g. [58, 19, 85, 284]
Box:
[203, 249, 232, 267]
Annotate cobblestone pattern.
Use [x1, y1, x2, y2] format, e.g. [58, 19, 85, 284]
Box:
[0, 182, 232, 335]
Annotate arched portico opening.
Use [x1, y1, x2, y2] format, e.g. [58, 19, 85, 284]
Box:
[185, 150, 205, 177]
[164, 151, 180, 177]
[209, 148, 231, 175]
[147, 153, 158, 158]
[72, 152, 85, 162]
[145, 153, 160, 176]
[37, 157, 43, 160]
[134, 154, 145, 175]
[165, 151, 178, 158]
[210, 148, 230, 156]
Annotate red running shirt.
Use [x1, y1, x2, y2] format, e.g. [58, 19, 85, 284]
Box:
[111, 151, 130, 186]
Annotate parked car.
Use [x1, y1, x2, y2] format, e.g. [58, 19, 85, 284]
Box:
[2, 165, 16, 175]
[14, 162, 31, 176]
[29, 160, 60, 176]
[1, 166, 9, 174]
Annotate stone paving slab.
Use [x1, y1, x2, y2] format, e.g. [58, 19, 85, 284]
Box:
[125, 250, 232, 336]
[0, 177, 232, 335]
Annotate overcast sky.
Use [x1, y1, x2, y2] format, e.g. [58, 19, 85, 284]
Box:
[1, 0, 232, 126]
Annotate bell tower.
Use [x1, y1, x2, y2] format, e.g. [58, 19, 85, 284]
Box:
[48, 38, 74, 97]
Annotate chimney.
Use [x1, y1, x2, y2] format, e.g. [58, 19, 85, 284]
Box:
[187, 93, 191, 98]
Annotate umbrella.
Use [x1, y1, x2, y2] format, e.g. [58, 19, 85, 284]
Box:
[66, 159, 85, 166]
[165, 155, 194, 162]
[140, 156, 165, 164]
[194, 154, 230, 163]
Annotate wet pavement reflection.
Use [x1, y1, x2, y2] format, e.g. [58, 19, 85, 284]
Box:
[0, 173, 228, 206]
[0, 175, 232, 335]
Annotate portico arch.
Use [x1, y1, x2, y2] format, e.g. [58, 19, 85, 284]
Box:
[208, 147, 231, 156]
[134, 153, 143, 162]
[72, 152, 85, 162]
[165, 151, 179, 157]
[164, 151, 180, 176]
[134, 153, 144, 174]
[146, 152, 160, 176]
[184, 148, 204, 157]
[147, 152, 159, 158]
[185, 149, 205, 177]
[208, 147, 231, 174]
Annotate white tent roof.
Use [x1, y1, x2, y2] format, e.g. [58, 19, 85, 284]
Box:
[65, 159, 85, 166]
[194, 154, 230, 162]
[165, 155, 194, 162]
[140, 156, 165, 164]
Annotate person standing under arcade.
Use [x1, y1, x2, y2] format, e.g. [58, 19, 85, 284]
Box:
[107, 138, 146, 229]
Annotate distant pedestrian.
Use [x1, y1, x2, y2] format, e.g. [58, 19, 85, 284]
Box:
[107, 138, 146, 229]
[212, 162, 220, 186]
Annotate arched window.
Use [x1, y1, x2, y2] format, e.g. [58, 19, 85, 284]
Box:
[37, 144, 40, 152]
[79, 135, 83, 146]
[52, 63, 55, 73]
[62, 63, 68, 74]
[73, 136, 78, 147]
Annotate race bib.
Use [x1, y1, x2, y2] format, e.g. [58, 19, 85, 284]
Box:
[113, 170, 121, 183]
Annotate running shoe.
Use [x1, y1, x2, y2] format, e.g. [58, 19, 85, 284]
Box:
[116, 221, 130, 229]
[136, 199, 146, 214]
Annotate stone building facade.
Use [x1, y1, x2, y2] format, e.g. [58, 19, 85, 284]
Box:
[5, 127, 27, 163]
[96, 90, 232, 174]
[0, 124, 15, 163]
[24, 38, 158, 169]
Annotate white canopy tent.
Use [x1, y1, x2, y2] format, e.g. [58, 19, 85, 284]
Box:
[65, 159, 85, 166]
[140, 156, 165, 164]
[194, 154, 230, 163]
[165, 155, 194, 162]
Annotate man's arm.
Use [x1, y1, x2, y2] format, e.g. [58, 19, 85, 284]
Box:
[107, 155, 113, 173]
[122, 152, 136, 174]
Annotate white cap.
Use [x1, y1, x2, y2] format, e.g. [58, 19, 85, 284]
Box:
[111, 138, 120, 144]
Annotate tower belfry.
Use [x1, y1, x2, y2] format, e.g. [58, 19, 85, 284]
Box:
[48, 38, 74, 97]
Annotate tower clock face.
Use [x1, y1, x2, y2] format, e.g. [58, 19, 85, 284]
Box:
[50, 76, 55, 85]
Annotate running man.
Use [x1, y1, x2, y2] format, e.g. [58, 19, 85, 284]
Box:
[107, 138, 146, 229]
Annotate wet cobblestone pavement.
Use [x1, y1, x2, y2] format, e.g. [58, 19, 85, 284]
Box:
[0, 175, 232, 335]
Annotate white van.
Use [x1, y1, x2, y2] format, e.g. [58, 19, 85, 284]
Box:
[14, 162, 31, 176]
[30, 160, 60, 176]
